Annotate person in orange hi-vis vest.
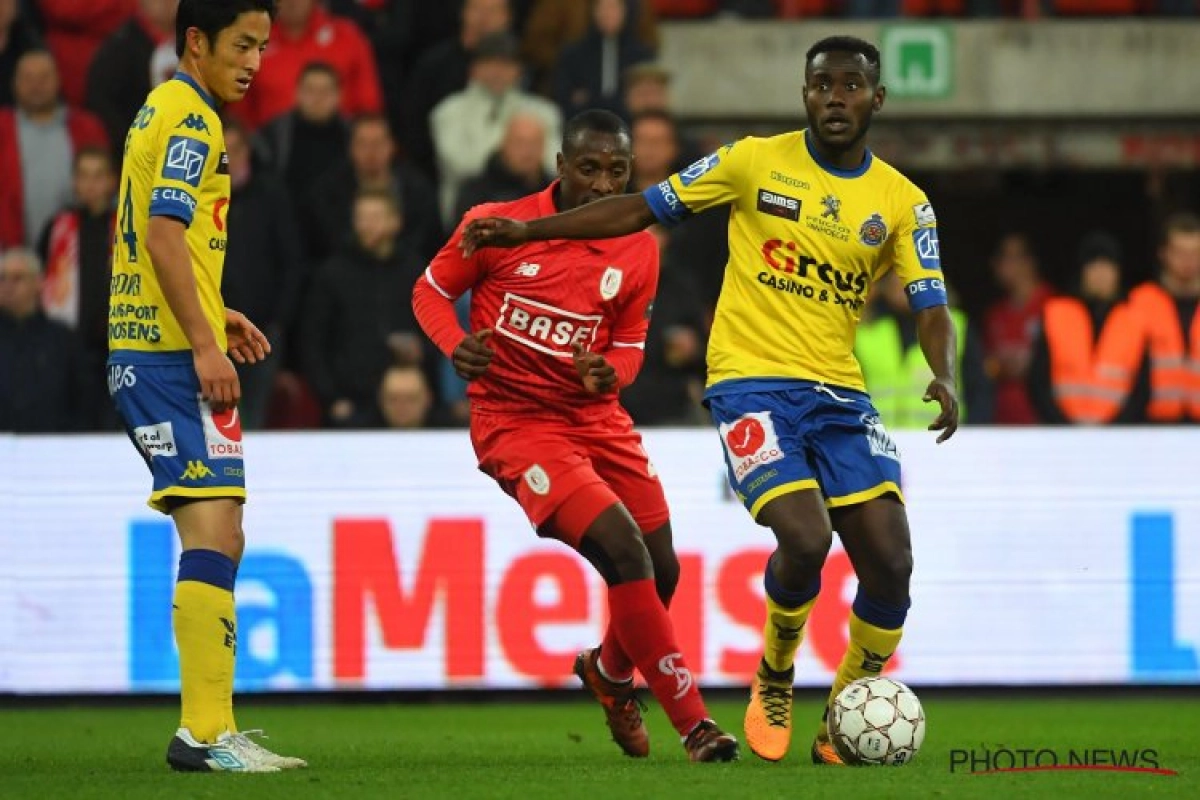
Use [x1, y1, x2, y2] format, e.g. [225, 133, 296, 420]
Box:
[1128, 212, 1200, 423]
[1028, 231, 1148, 425]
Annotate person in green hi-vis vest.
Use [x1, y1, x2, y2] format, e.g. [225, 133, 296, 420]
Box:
[856, 270, 993, 428]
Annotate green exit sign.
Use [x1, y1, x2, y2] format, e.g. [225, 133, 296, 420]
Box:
[881, 25, 954, 100]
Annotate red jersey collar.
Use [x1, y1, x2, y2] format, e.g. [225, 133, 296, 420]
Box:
[537, 181, 607, 253]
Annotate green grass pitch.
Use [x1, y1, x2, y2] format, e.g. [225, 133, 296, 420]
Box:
[1, 691, 1196, 799]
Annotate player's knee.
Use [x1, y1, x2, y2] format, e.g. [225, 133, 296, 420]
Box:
[652, 552, 680, 605]
[772, 521, 833, 573]
[579, 526, 653, 586]
[863, 547, 912, 605]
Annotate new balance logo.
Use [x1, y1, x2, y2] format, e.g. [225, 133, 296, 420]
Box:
[658, 652, 694, 700]
[180, 460, 215, 481]
[176, 114, 211, 134]
[513, 262, 541, 277]
[860, 648, 893, 674]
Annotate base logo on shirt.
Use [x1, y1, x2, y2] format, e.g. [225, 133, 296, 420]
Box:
[858, 213, 888, 247]
[719, 411, 784, 482]
[600, 266, 623, 300]
[199, 398, 244, 459]
[495, 293, 602, 358]
[523, 464, 551, 495]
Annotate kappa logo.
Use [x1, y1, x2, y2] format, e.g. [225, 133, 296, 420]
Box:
[523, 464, 550, 495]
[513, 261, 541, 277]
[162, 136, 210, 188]
[176, 114, 211, 134]
[599, 266, 622, 300]
[180, 460, 215, 481]
[860, 648, 893, 673]
[657, 653, 694, 700]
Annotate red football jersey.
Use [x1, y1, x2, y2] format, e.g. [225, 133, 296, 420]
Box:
[423, 183, 659, 421]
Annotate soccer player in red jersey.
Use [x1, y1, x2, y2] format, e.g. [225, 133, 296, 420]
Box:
[412, 109, 739, 763]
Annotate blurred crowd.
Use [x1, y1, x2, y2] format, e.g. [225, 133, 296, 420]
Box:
[1, 0, 1199, 435]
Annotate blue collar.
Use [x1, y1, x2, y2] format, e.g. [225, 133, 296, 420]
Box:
[804, 129, 872, 179]
[172, 71, 219, 112]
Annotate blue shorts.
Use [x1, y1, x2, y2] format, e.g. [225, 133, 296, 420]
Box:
[707, 379, 903, 520]
[108, 351, 246, 514]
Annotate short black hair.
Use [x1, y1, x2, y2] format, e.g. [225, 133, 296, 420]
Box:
[561, 109, 630, 156]
[805, 35, 881, 85]
[299, 61, 340, 86]
[176, 0, 277, 58]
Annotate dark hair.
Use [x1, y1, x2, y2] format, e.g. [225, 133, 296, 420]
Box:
[176, 0, 277, 58]
[355, 186, 403, 216]
[73, 145, 113, 172]
[299, 61, 340, 86]
[562, 109, 630, 156]
[349, 112, 392, 139]
[1163, 211, 1200, 244]
[630, 109, 676, 132]
[805, 35, 881, 85]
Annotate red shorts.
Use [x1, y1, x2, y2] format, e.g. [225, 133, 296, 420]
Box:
[470, 411, 670, 542]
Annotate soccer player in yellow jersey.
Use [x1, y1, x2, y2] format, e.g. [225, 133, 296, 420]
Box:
[108, 0, 304, 772]
[463, 36, 959, 764]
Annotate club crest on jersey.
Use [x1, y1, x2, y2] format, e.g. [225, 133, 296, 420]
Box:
[523, 465, 551, 495]
[858, 213, 888, 247]
[600, 266, 623, 300]
[821, 194, 841, 222]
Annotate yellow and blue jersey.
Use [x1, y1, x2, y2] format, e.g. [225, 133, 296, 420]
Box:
[643, 130, 946, 394]
[109, 72, 230, 359]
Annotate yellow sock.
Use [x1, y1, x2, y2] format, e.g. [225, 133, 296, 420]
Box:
[762, 593, 818, 674]
[174, 580, 236, 742]
[822, 611, 903, 734]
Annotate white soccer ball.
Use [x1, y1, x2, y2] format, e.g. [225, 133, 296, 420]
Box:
[828, 676, 925, 766]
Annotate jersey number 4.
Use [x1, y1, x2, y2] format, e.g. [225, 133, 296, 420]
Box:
[118, 178, 138, 263]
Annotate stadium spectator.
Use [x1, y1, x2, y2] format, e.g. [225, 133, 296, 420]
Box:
[34, 0, 133, 105]
[622, 61, 670, 115]
[254, 61, 350, 201]
[231, 0, 382, 130]
[552, 0, 657, 120]
[0, 49, 108, 248]
[522, 0, 658, 95]
[1028, 231, 1147, 425]
[0, 0, 41, 109]
[304, 113, 441, 262]
[364, 361, 459, 429]
[983, 232, 1054, 424]
[301, 189, 431, 428]
[0, 247, 90, 432]
[84, 0, 177, 159]
[1127, 212, 1200, 424]
[856, 270, 993, 427]
[619, 225, 708, 425]
[431, 31, 561, 225]
[35, 146, 117, 426]
[326, 0, 411, 140]
[629, 109, 681, 192]
[402, 0, 512, 180]
[453, 111, 554, 225]
[219, 119, 307, 431]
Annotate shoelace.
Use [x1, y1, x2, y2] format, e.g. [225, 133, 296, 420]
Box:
[758, 683, 792, 727]
[227, 730, 282, 760]
[615, 694, 649, 729]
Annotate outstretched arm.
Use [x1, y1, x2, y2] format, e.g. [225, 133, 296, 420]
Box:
[915, 304, 960, 443]
[462, 194, 657, 254]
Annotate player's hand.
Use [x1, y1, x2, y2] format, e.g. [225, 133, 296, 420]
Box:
[224, 308, 271, 365]
[460, 217, 529, 257]
[452, 329, 495, 380]
[195, 345, 240, 411]
[924, 376, 959, 444]
[572, 343, 617, 394]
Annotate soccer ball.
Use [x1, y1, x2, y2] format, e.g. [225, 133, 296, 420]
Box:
[828, 676, 925, 766]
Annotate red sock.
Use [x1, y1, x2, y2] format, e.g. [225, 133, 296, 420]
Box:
[607, 578, 706, 737]
[599, 624, 636, 683]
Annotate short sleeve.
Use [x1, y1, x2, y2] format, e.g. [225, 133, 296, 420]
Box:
[889, 189, 947, 313]
[642, 139, 752, 227]
[147, 118, 211, 227]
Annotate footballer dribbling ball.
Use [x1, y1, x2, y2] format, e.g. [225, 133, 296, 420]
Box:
[828, 676, 925, 766]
